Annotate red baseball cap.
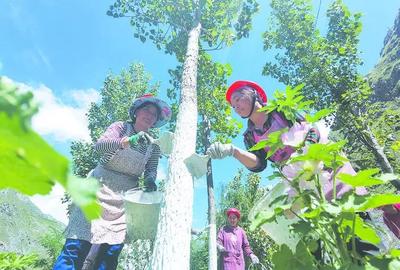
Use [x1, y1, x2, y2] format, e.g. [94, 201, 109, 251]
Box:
[226, 80, 267, 104]
[226, 208, 241, 219]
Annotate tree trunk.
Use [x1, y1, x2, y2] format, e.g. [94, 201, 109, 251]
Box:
[202, 115, 218, 270]
[339, 110, 400, 190]
[362, 126, 400, 190]
[150, 22, 201, 270]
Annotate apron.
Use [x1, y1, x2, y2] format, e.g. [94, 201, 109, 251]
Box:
[65, 124, 154, 245]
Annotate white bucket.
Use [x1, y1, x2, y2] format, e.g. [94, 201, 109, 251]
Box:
[249, 182, 301, 251]
[124, 189, 163, 241]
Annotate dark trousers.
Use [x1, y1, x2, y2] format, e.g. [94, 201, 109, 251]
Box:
[53, 238, 124, 270]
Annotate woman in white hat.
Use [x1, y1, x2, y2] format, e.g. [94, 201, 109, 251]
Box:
[53, 94, 171, 270]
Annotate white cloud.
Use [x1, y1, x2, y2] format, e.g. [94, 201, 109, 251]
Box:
[0, 61, 3, 71]
[30, 183, 68, 225]
[3, 76, 100, 142]
[32, 86, 100, 142]
[70, 88, 100, 108]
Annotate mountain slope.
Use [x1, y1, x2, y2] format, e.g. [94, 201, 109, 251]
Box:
[0, 189, 65, 257]
[367, 9, 400, 101]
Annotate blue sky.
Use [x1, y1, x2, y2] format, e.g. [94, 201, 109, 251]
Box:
[1, 0, 399, 228]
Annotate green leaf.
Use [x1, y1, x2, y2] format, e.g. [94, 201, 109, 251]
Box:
[390, 249, 400, 257]
[271, 242, 317, 270]
[302, 207, 322, 219]
[0, 113, 68, 195]
[305, 108, 332, 123]
[289, 141, 348, 168]
[250, 210, 276, 231]
[341, 215, 380, 244]
[356, 194, 400, 211]
[337, 169, 384, 187]
[67, 175, 101, 220]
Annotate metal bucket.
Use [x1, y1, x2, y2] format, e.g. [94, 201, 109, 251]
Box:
[124, 189, 163, 241]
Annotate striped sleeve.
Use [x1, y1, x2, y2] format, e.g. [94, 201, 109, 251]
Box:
[94, 121, 125, 157]
[144, 144, 161, 182]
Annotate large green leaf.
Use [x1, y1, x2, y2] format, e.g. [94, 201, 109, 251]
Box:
[305, 108, 332, 123]
[341, 215, 380, 244]
[67, 175, 101, 220]
[356, 194, 400, 211]
[249, 128, 287, 158]
[290, 141, 348, 169]
[271, 242, 317, 270]
[337, 169, 384, 187]
[0, 113, 68, 195]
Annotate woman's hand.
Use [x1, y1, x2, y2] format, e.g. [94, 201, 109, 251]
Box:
[126, 132, 154, 148]
[121, 136, 130, 149]
[217, 244, 227, 254]
[206, 142, 235, 159]
[250, 254, 259, 264]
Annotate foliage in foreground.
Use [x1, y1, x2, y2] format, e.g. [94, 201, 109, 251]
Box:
[0, 77, 100, 220]
[250, 86, 400, 269]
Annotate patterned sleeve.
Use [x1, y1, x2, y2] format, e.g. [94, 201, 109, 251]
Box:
[94, 121, 124, 156]
[243, 133, 268, 173]
[144, 144, 161, 183]
[241, 228, 253, 257]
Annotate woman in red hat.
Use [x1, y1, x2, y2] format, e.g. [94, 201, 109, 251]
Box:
[53, 94, 171, 270]
[207, 80, 320, 176]
[217, 208, 259, 270]
[207, 81, 400, 254]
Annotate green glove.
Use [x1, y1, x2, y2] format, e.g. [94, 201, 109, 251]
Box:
[128, 131, 153, 147]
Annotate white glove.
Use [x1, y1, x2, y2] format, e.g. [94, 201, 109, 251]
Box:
[250, 254, 259, 264]
[206, 142, 235, 159]
[217, 244, 227, 253]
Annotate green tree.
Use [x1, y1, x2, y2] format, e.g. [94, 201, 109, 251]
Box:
[262, 0, 400, 188]
[217, 169, 277, 269]
[190, 234, 209, 270]
[108, 1, 259, 268]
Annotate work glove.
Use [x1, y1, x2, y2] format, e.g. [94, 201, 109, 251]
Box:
[206, 142, 235, 159]
[128, 131, 153, 147]
[144, 179, 157, 192]
[217, 244, 227, 254]
[250, 254, 259, 264]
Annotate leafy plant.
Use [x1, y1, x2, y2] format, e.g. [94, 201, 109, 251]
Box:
[250, 87, 400, 269]
[0, 77, 100, 220]
[0, 252, 39, 270]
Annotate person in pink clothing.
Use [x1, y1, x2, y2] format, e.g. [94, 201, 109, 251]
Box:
[207, 80, 400, 254]
[382, 203, 400, 240]
[206, 80, 364, 201]
[217, 208, 259, 270]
